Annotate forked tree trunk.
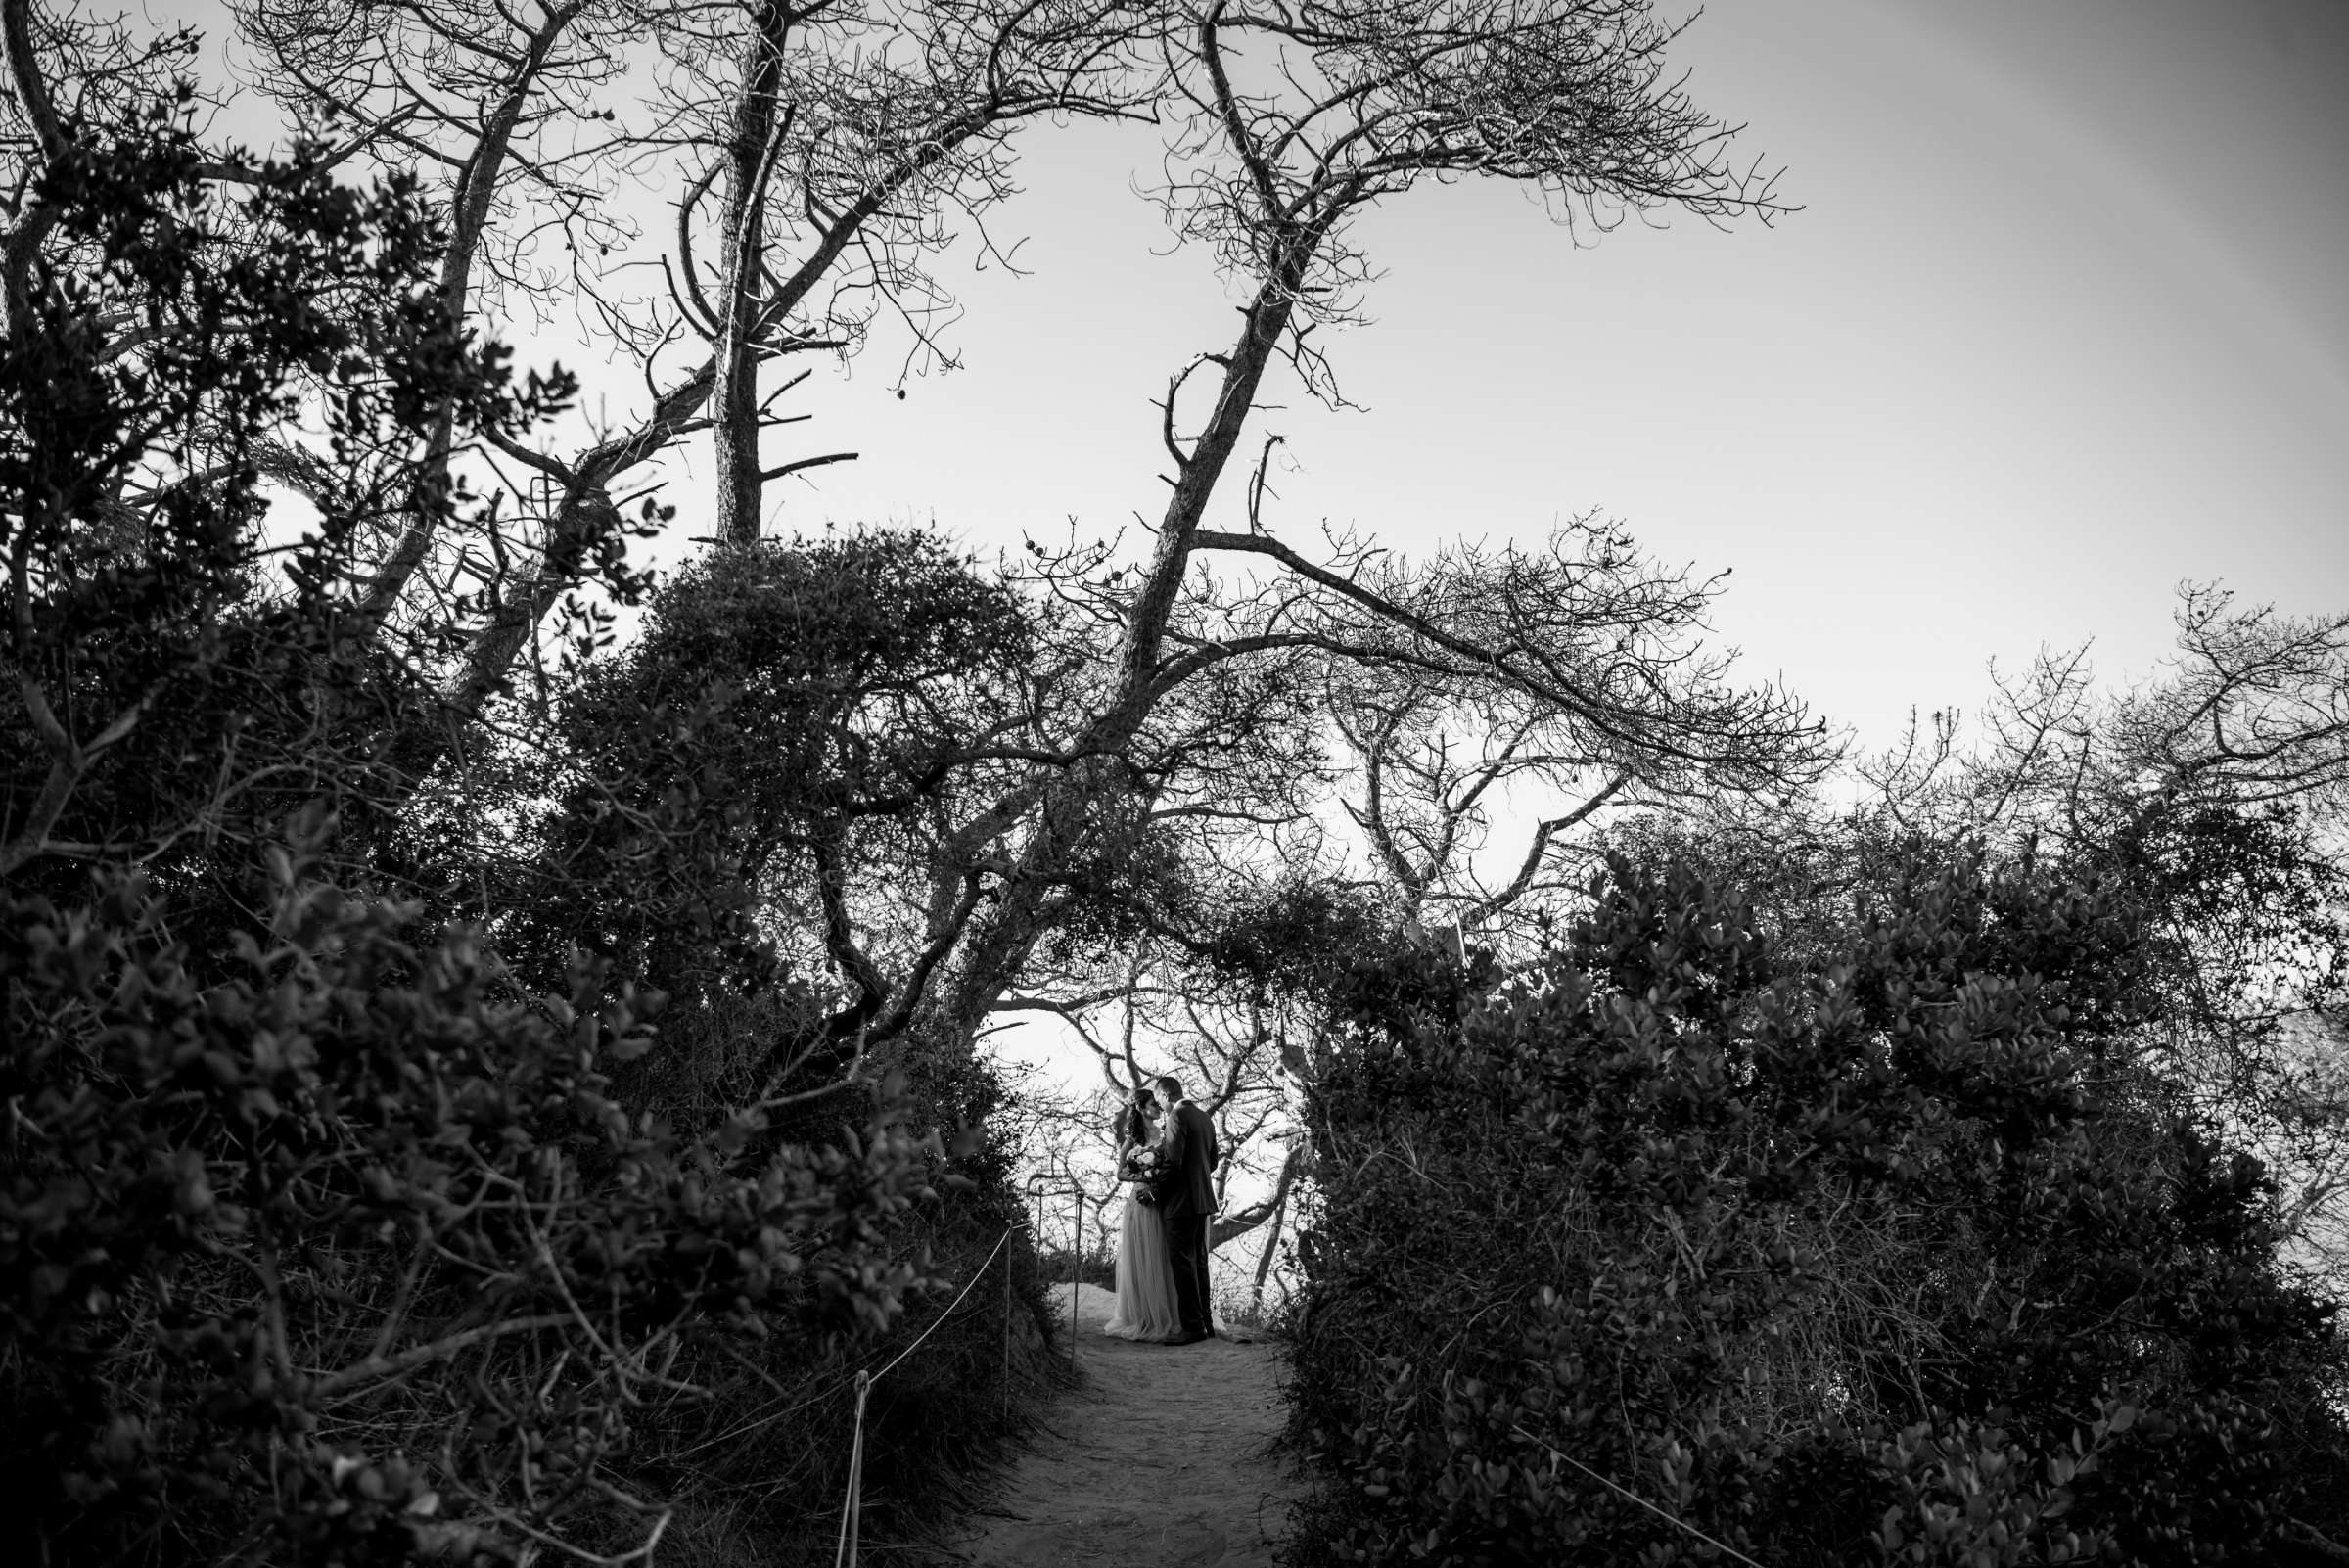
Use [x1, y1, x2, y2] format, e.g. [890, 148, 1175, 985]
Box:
[921, 235, 1321, 1054]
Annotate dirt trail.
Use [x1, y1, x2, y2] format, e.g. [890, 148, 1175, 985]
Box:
[951, 1284, 1301, 1567]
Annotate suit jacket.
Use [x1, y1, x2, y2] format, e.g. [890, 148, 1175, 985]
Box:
[1160, 1100, 1219, 1219]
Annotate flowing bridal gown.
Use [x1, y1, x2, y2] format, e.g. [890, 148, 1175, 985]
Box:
[1103, 1142, 1183, 1342]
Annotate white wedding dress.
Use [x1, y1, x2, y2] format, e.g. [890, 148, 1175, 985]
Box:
[1103, 1136, 1183, 1342]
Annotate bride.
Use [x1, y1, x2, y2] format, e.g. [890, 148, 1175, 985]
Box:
[1102, 1090, 1183, 1342]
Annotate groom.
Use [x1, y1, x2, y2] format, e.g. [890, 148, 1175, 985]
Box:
[1155, 1074, 1219, 1345]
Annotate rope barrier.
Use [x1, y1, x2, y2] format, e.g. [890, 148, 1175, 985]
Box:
[868, 1222, 1017, 1385]
[834, 1177, 1103, 1567]
[1509, 1424, 1769, 1568]
[832, 1220, 1025, 1568]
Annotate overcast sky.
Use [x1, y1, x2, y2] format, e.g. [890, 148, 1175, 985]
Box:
[760, 0, 2349, 755]
[161, 0, 2349, 1231]
[180, 0, 2349, 750]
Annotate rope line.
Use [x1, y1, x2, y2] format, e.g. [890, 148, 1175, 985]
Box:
[1509, 1424, 1769, 1568]
[833, 1372, 869, 1568]
[835, 1221, 1023, 1567]
[870, 1222, 1017, 1385]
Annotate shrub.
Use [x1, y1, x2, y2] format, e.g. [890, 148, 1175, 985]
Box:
[610, 1040, 1074, 1568]
[0, 94, 1062, 1566]
[1281, 850, 2346, 1566]
[467, 530, 1081, 1562]
[0, 816, 963, 1561]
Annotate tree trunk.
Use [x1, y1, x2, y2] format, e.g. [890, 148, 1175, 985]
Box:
[1247, 1185, 1288, 1314]
[712, 1, 789, 545]
[1211, 1141, 1305, 1252]
[922, 246, 1315, 1053]
[357, 3, 583, 622]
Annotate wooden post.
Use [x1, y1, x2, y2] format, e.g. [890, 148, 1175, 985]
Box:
[1068, 1188, 1085, 1373]
[835, 1369, 871, 1568]
[1025, 1173, 1088, 1375]
[1001, 1221, 1013, 1429]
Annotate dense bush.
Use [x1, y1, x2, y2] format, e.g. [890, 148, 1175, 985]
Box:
[457, 532, 1080, 1563]
[0, 93, 1065, 1566]
[1282, 850, 2347, 1566]
[610, 1059, 1072, 1568]
[0, 819, 979, 1562]
[503, 531, 1036, 1026]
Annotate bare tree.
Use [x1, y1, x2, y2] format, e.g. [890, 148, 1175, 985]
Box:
[224, 0, 1165, 769]
[1864, 586, 2349, 847]
[21, 0, 1829, 1079]
[921, 0, 1811, 1048]
[1313, 512, 1835, 947]
[1841, 584, 2349, 1286]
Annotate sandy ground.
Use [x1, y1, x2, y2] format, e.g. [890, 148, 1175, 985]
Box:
[949, 1284, 1302, 1567]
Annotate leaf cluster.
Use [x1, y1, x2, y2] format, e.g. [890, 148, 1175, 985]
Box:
[501, 531, 1041, 1044]
[0, 85, 1057, 1567]
[0, 811, 953, 1562]
[1282, 847, 2347, 1566]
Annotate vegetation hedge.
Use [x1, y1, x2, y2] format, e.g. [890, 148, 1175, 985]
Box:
[0, 817, 1071, 1567]
[0, 111, 1068, 1567]
[579, 1037, 1074, 1568]
[1281, 851, 2346, 1566]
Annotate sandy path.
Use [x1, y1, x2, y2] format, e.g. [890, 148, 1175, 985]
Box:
[951, 1284, 1301, 1567]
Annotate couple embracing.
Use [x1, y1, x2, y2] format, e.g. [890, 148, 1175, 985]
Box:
[1103, 1075, 1220, 1345]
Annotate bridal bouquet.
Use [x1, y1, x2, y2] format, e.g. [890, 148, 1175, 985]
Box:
[1120, 1146, 1169, 1205]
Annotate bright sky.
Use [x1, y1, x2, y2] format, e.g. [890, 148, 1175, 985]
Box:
[177, 0, 2349, 751]
[770, 0, 2349, 754]
[161, 0, 2349, 1262]
[752, 0, 2349, 1210]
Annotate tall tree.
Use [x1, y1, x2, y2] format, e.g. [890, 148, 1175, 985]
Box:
[30, 0, 1831, 1079]
[229, 0, 1163, 768]
[923, 0, 1815, 1047]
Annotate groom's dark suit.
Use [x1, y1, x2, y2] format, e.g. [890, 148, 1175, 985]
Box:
[1160, 1099, 1219, 1338]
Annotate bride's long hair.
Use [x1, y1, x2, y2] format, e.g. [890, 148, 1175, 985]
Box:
[1115, 1095, 1156, 1149]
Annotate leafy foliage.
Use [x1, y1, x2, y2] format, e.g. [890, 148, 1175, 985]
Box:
[0, 104, 551, 891]
[512, 530, 1034, 1006]
[0, 817, 955, 1561]
[0, 87, 1061, 1568]
[1281, 849, 2347, 1566]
